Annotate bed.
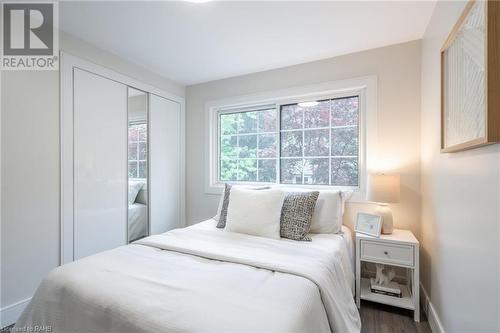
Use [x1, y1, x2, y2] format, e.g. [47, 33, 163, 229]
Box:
[15, 219, 361, 333]
[128, 202, 148, 242]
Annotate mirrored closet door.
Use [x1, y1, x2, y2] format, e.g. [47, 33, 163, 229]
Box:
[127, 88, 149, 243]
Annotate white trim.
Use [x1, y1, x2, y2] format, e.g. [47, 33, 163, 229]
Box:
[420, 283, 446, 333]
[0, 53, 2, 330]
[0, 297, 31, 328]
[60, 52, 185, 264]
[204, 76, 378, 202]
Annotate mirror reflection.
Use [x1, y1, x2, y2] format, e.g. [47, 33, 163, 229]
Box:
[128, 88, 148, 243]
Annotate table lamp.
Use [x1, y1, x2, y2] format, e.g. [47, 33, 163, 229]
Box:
[367, 173, 400, 234]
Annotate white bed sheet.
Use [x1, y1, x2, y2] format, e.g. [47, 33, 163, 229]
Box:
[16, 219, 360, 333]
[192, 219, 355, 295]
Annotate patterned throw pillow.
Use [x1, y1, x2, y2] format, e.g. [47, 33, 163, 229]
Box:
[280, 191, 320, 241]
[216, 184, 232, 228]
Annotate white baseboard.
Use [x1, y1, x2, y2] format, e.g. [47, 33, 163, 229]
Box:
[0, 298, 30, 328]
[420, 283, 445, 333]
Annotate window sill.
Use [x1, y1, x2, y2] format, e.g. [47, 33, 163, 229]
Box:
[205, 181, 366, 201]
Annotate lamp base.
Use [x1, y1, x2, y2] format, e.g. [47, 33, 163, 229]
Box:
[374, 204, 394, 234]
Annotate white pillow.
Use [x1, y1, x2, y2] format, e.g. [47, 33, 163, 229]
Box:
[280, 187, 349, 234]
[225, 187, 285, 239]
[213, 185, 271, 221]
[310, 190, 343, 234]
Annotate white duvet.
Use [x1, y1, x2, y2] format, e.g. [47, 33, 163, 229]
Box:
[15, 220, 361, 333]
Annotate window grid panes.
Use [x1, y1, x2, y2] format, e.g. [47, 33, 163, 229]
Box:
[219, 109, 278, 183]
[128, 123, 147, 179]
[280, 96, 359, 186]
[218, 95, 360, 187]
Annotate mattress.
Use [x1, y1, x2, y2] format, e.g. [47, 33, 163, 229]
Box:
[16, 219, 361, 333]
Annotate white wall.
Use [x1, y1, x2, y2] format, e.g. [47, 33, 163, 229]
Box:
[1, 70, 60, 320]
[0, 32, 185, 323]
[420, 2, 500, 332]
[186, 40, 422, 235]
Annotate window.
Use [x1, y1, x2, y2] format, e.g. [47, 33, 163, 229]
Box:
[128, 123, 147, 179]
[217, 96, 360, 187]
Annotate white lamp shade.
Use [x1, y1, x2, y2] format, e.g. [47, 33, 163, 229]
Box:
[367, 174, 400, 203]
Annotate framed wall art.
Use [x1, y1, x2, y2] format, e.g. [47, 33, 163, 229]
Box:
[441, 0, 500, 153]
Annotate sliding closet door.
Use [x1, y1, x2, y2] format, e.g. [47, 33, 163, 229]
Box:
[149, 94, 181, 234]
[73, 68, 128, 260]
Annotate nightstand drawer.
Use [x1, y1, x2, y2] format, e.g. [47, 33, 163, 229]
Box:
[360, 240, 414, 266]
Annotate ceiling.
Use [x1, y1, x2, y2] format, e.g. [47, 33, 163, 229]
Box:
[60, 1, 436, 86]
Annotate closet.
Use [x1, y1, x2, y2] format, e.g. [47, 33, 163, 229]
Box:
[61, 53, 184, 263]
[150, 94, 181, 234]
[73, 69, 128, 259]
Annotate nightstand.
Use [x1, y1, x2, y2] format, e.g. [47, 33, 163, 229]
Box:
[355, 229, 420, 322]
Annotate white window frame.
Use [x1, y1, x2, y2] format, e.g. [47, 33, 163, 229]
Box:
[205, 76, 378, 201]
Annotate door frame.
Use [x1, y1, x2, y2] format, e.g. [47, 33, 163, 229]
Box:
[60, 52, 185, 264]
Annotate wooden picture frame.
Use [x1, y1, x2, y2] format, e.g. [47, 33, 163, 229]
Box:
[441, 0, 500, 153]
[355, 213, 383, 238]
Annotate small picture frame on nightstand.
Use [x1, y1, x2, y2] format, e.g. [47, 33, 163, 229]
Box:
[355, 213, 382, 237]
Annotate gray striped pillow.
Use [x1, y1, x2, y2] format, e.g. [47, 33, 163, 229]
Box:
[216, 184, 232, 228]
[280, 191, 319, 241]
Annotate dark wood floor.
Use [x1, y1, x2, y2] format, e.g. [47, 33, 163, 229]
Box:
[2, 301, 432, 333]
[361, 301, 432, 333]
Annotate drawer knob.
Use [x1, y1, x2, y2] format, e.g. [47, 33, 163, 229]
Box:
[384, 251, 389, 255]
